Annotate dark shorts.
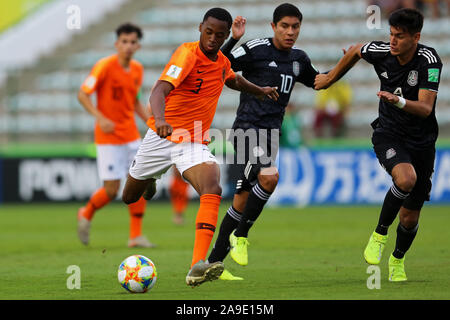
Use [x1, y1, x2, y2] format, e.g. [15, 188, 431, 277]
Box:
[230, 128, 279, 194]
[372, 131, 435, 209]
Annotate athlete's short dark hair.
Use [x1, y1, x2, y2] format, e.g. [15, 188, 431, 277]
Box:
[273, 3, 303, 25]
[389, 8, 424, 35]
[203, 7, 233, 29]
[116, 23, 143, 39]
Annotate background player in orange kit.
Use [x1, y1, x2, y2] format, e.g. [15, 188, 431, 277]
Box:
[169, 166, 190, 225]
[122, 8, 278, 287]
[77, 23, 154, 248]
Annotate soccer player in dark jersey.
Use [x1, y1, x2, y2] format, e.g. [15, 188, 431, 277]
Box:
[206, 3, 320, 280]
[315, 8, 442, 282]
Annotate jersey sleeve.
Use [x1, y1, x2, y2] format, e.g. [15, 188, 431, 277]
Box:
[159, 43, 196, 89]
[226, 41, 254, 72]
[418, 59, 442, 93]
[80, 58, 108, 94]
[360, 41, 390, 65]
[296, 54, 319, 88]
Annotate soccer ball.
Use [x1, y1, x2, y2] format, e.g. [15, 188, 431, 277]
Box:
[117, 255, 157, 293]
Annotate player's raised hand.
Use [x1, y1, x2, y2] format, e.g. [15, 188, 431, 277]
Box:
[155, 118, 173, 138]
[342, 45, 355, 55]
[98, 116, 115, 133]
[314, 73, 331, 90]
[377, 91, 400, 104]
[232, 16, 246, 41]
[259, 86, 279, 101]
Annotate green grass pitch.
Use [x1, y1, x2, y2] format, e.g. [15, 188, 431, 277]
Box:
[1, 201, 449, 300]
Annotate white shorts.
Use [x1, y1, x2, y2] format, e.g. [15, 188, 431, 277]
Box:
[129, 129, 218, 181]
[96, 139, 141, 181]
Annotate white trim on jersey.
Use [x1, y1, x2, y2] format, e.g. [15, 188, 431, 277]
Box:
[368, 43, 390, 52]
[418, 48, 437, 64]
[247, 38, 270, 49]
[370, 43, 390, 49]
[361, 42, 371, 54]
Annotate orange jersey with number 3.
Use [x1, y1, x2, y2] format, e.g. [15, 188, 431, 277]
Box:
[81, 54, 143, 144]
[147, 41, 236, 144]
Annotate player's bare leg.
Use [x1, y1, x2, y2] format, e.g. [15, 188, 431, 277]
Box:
[170, 167, 189, 225]
[183, 162, 224, 287]
[122, 175, 155, 204]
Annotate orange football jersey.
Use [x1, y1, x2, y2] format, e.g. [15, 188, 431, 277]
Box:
[147, 41, 236, 144]
[81, 54, 143, 144]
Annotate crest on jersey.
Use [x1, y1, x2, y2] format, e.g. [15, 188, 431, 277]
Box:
[407, 70, 418, 86]
[293, 61, 300, 77]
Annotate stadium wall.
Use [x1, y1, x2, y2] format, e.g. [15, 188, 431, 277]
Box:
[1, 147, 450, 204]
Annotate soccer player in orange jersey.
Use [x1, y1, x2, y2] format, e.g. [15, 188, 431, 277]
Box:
[77, 23, 154, 248]
[122, 8, 278, 287]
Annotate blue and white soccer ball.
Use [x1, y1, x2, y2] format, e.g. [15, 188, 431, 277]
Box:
[117, 255, 157, 293]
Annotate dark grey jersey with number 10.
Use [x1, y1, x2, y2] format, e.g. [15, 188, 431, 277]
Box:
[361, 41, 443, 149]
[222, 37, 319, 130]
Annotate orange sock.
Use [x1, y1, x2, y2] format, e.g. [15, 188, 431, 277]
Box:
[82, 187, 111, 221]
[128, 196, 147, 239]
[191, 194, 222, 267]
[170, 176, 189, 215]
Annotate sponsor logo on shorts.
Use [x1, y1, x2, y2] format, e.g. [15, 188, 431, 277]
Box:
[253, 146, 265, 157]
[386, 148, 396, 160]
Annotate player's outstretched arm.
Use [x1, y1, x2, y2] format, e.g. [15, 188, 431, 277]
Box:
[149, 80, 174, 138]
[225, 74, 279, 101]
[77, 89, 114, 133]
[314, 43, 364, 90]
[377, 89, 437, 118]
[221, 16, 246, 56]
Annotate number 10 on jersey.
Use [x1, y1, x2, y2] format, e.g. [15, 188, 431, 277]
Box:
[280, 74, 293, 94]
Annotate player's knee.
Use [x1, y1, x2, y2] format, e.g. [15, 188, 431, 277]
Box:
[122, 191, 139, 205]
[395, 173, 417, 193]
[258, 169, 279, 192]
[104, 183, 120, 199]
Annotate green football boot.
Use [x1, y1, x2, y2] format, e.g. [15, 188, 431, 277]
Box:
[229, 232, 249, 266]
[388, 254, 407, 282]
[219, 269, 244, 281]
[363, 231, 388, 265]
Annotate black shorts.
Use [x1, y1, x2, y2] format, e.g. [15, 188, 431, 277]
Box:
[372, 131, 435, 209]
[230, 128, 279, 194]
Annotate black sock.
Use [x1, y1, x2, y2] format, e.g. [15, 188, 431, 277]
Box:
[234, 183, 271, 238]
[207, 206, 242, 263]
[375, 184, 409, 235]
[393, 223, 418, 259]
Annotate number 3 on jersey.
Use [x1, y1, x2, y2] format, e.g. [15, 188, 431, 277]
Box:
[191, 78, 204, 94]
[280, 74, 293, 94]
